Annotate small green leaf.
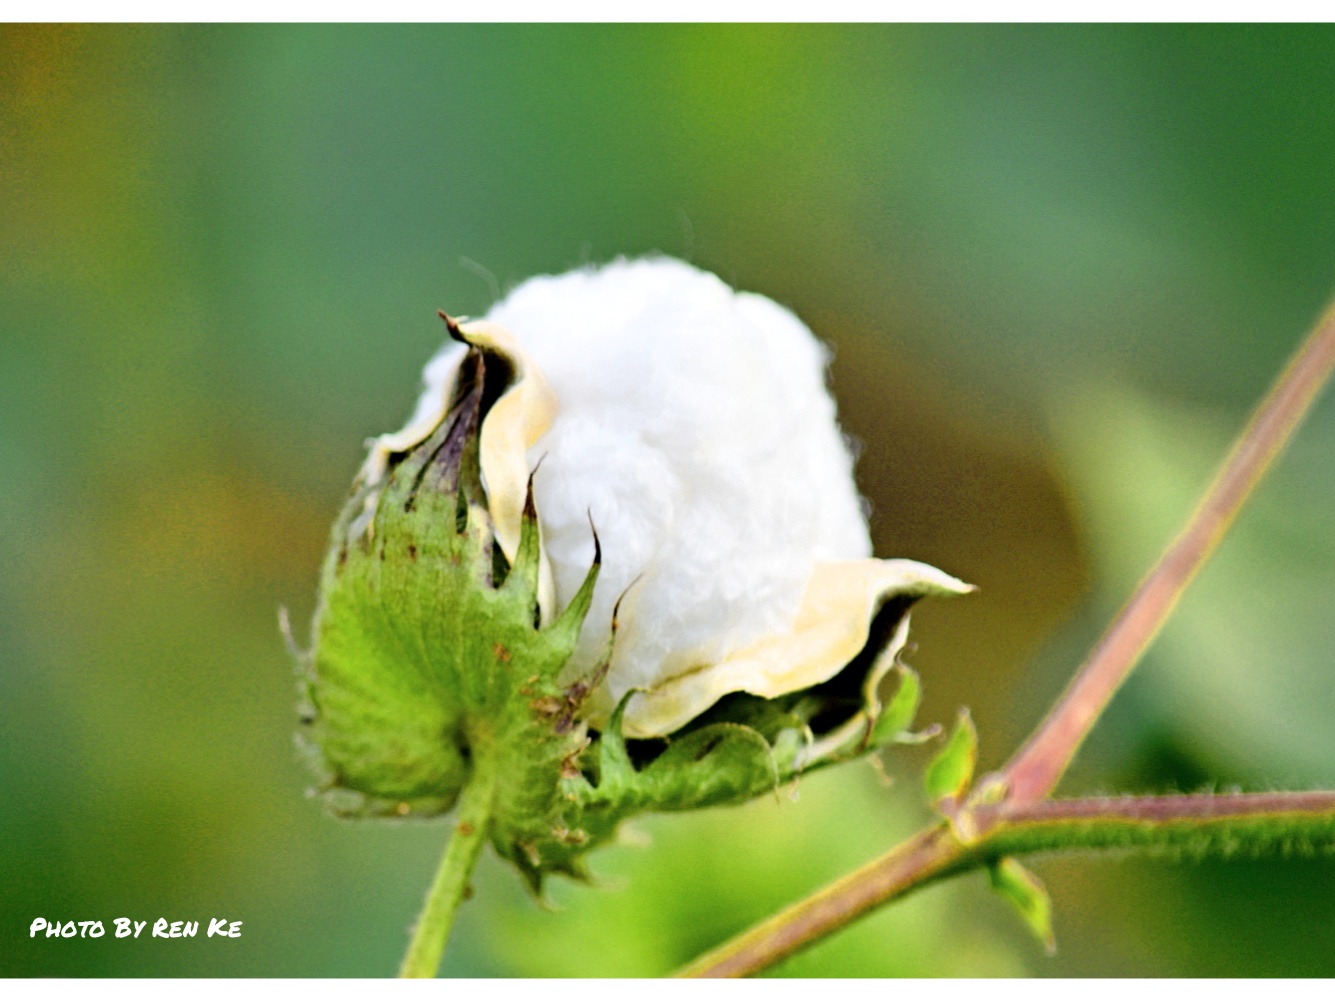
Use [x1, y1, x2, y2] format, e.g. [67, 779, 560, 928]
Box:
[868, 664, 923, 747]
[924, 707, 977, 805]
[988, 857, 1056, 955]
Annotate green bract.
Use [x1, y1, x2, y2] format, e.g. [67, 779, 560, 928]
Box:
[297, 321, 968, 891]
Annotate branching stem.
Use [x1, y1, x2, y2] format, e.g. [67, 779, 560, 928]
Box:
[677, 294, 1335, 977]
[1001, 297, 1335, 804]
[677, 790, 1335, 978]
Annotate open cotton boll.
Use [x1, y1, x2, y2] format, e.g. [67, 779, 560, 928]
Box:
[410, 257, 873, 725]
[311, 254, 972, 892]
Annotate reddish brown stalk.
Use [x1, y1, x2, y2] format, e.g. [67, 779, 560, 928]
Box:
[1001, 297, 1335, 805]
[679, 790, 1335, 978]
[675, 825, 965, 978]
[980, 789, 1335, 828]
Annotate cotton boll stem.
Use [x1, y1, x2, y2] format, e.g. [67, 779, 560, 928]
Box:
[398, 741, 498, 979]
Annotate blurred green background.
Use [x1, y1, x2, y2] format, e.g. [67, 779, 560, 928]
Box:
[4, 23, 1335, 977]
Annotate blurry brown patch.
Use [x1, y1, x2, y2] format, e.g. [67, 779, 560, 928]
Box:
[824, 312, 1090, 759]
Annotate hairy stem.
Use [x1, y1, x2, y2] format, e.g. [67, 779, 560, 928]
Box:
[677, 790, 1335, 978]
[398, 752, 497, 978]
[1001, 297, 1335, 804]
[976, 790, 1335, 854]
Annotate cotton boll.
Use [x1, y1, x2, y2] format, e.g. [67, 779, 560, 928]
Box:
[413, 256, 871, 712]
[309, 257, 970, 899]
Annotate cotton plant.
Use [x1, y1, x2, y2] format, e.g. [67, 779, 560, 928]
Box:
[296, 258, 969, 975]
[297, 259, 1335, 979]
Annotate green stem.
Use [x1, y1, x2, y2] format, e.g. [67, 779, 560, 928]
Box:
[977, 790, 1335, 855]
[676, 790, 1335, 978]
[398, 751, 497, 978]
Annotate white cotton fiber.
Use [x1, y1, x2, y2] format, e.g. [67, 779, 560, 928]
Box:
[413, 257, 871, 705]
